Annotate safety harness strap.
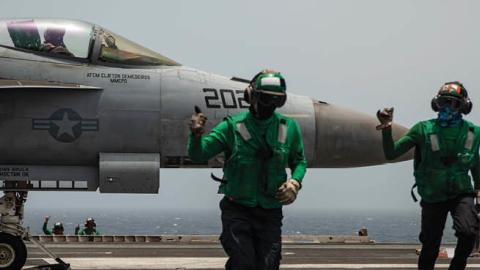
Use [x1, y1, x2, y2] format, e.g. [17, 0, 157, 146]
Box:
[429, 127, 475, 152]
[237, 121, 288, 144]
[465, 130, 475, 150]
[236, 123, 251, 141]
[430, 134, 440, 152]
[278, 122, 288, 144]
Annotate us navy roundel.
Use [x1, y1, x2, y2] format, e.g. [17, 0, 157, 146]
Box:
[32, 108, 99, 143]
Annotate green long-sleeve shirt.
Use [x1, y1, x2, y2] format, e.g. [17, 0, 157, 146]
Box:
[188, 111, 307, 208]
[42, 222, 52, 235]
[382, 120, 480, 190]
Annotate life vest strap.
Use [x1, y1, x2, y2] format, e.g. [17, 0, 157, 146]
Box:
[236, 121, 288, 144]
[278, 123, 287, 144]
[465, 130, 474, 150]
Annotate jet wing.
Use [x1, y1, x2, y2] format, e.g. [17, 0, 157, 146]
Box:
[0, 79, 102, 91]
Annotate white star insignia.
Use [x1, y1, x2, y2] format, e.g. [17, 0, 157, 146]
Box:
[52, 112, 80, 138]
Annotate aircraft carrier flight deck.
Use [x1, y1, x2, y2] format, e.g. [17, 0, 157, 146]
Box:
[22, 235, 480, 270]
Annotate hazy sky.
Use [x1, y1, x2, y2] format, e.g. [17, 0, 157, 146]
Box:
[1, 0, 480, 212]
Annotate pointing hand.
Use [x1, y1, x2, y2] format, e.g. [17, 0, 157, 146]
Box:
[190, 106, 207, 139]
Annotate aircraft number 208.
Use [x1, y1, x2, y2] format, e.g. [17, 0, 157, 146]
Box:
[203, 88, 249, 109]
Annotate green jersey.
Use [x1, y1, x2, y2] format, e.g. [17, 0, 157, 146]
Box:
[188, 111, 307, 208]
[382, 119, 480, 202]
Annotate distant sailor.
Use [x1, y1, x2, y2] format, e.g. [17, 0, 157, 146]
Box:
[377, 81, 480, 270]
[42, 216, 64, 235]
[75, 217, 100, 236]
[188, 69, 307, 270]
[358, 226, 368, 237]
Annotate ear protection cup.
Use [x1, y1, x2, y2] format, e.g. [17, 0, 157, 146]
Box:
[243, 71, 263, 105]
[431, 95, 440, 112]
[462, 97, 472, 114]
[243, 86, 252, 104]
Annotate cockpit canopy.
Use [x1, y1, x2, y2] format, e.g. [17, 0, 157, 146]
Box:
[0, 18, 179, 67]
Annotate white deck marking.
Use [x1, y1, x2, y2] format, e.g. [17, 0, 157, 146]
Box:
[37, 258, 480, 269]
[281, 264, 480, 269]
[28, 251, 113, 255]
[44, 258, 226, 269]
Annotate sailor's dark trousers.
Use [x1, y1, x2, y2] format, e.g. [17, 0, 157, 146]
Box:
[220, 197, 283, 270]
[418, 195, 479, 270]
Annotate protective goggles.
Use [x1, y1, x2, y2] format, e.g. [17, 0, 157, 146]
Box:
[435, 95, 463, 111]
[253, 90, 286, 107]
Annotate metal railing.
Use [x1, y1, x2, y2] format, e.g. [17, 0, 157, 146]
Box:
[29, 234, 373, 244]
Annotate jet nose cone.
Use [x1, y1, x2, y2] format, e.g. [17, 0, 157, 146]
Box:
[311, 101, 412, 167]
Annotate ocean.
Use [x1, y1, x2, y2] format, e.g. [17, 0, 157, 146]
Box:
[24, 208, 459, 243]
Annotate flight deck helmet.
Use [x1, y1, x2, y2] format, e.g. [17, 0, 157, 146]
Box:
[245, 70, 287, 108]
[53, 222, 64, 234]
[431, 81, 472, 114]
[85, 217, 96, 228]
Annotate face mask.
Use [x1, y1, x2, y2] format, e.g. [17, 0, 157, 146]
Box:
[250, 101, 276, 120]
[437, 106, 462, 127]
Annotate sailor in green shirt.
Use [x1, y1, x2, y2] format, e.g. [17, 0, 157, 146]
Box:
[42, 216, 64, 235]
[188, 70, 307, 270]
[377, 81, 480, 270]
[75, 217, 100, 236]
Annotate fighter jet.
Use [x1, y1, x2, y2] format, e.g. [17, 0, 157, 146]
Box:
[0, 18, 410, 269]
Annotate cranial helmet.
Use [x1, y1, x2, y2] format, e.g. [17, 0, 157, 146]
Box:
[53, 222, 64, 230]
[244, 70, 287, 108]
[85, 217, 96, 227]
[431, 81, 472, 114]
